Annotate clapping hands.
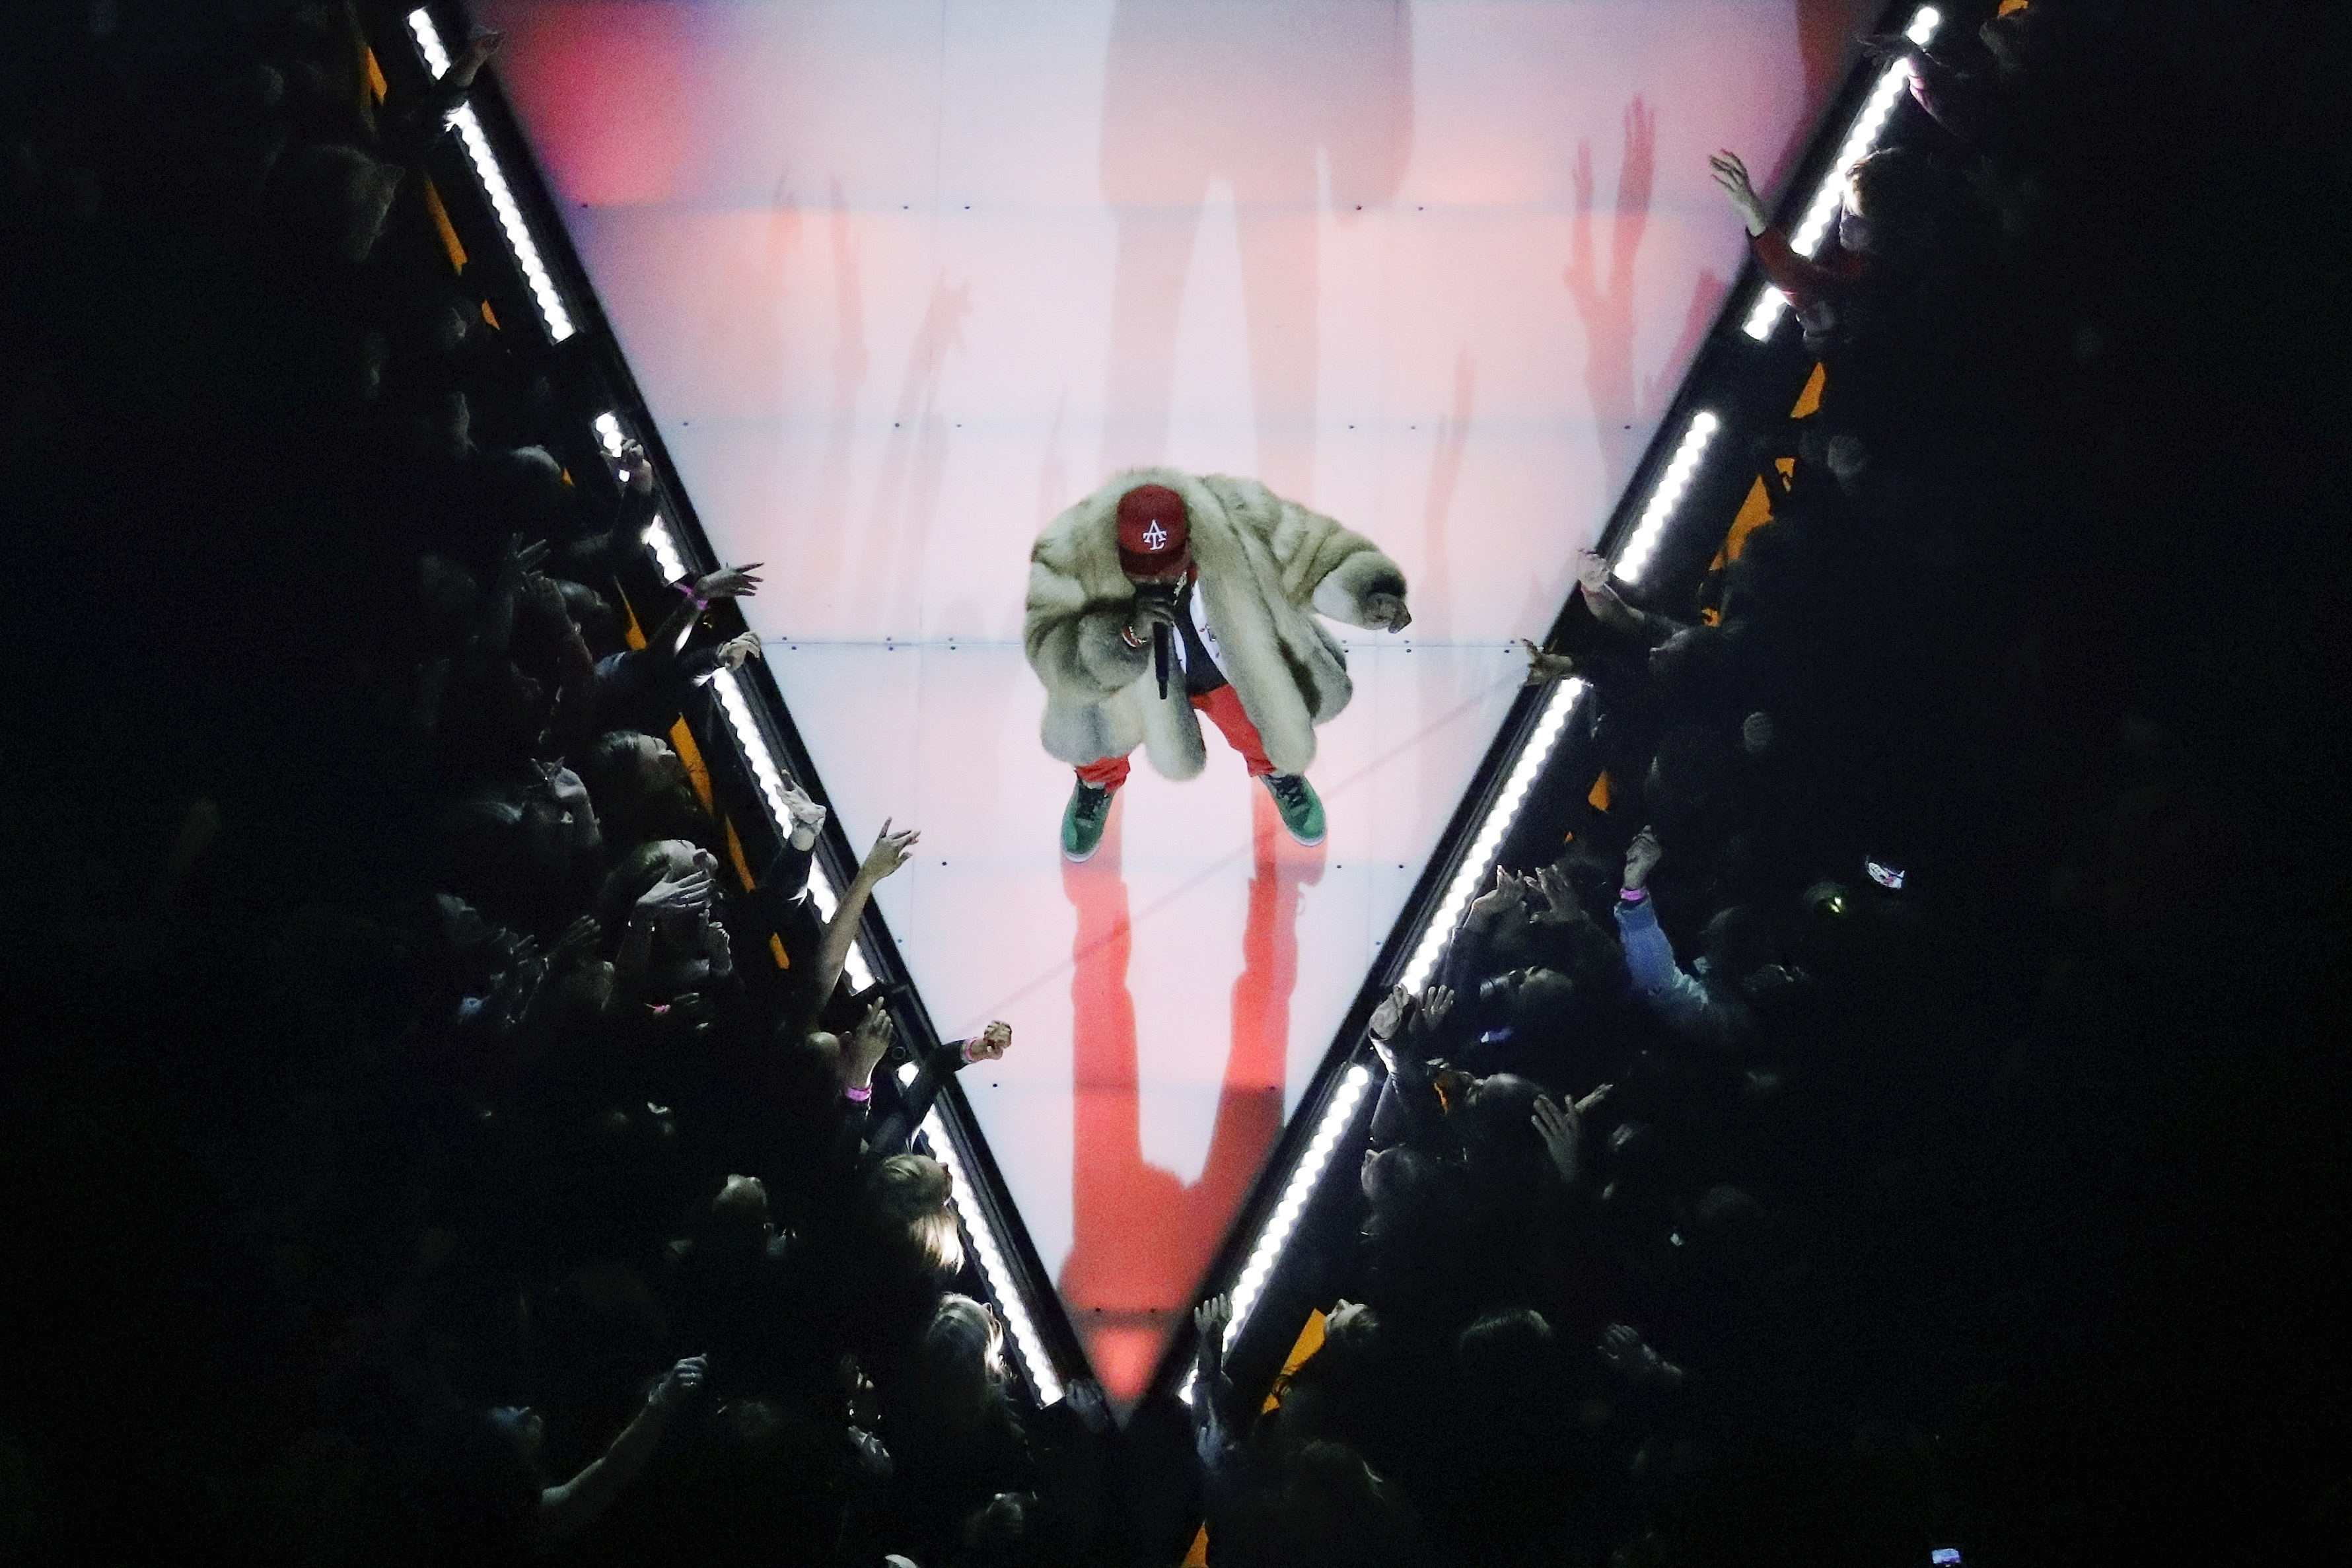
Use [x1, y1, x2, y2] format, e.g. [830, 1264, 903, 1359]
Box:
[1468, 864, 1534, 922]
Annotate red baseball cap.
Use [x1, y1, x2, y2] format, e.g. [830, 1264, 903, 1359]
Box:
[1116, 484, 1191, 579]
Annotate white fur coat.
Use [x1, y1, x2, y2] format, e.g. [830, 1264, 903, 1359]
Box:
[1024, 468, 1408, 778]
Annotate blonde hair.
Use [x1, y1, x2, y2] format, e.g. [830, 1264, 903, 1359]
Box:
[868, 1153, 963, 1275]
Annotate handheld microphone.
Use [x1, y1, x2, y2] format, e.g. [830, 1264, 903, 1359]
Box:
[1154, 622, 1171, 699]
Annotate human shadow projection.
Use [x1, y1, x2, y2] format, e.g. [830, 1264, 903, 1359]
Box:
[1098, 0, 1412, 503]
[1056, 791, 1326, 1404]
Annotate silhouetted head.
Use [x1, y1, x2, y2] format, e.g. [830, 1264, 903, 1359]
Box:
[868, 1153, 962, 1276]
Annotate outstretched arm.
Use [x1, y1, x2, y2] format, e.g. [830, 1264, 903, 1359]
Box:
[795, 820, 919, 1031]
[1214, 478, 1411, 632]
[537, 1355, 704, 1545]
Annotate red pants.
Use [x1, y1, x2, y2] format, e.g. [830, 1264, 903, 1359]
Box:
[1076, 685, 1273, 789]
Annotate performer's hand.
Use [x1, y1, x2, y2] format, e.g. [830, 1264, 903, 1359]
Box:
[1363, 592, 1412, 632]
[1127, 587, 1181, 633]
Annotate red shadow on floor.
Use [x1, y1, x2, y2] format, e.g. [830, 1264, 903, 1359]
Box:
[1057, 788, 1326, 1408]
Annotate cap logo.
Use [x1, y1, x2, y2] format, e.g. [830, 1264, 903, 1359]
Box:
[1141, 520, 1169, 551]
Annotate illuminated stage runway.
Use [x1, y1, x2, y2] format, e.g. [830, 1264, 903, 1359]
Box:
[483, 0, 1876, 1400]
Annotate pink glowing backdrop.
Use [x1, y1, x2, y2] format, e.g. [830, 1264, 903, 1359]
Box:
[481, 0, 1879, 1400]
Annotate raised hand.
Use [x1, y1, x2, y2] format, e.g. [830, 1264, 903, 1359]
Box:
[717, 631, 763, 670]
[637, 870, 715, 922]
[1531, 1094, 1584, 1184]
[1709, 150, 1769, 236]
[694, 563, 765, 601]
[651, 1353, 709, 1409]
[548, 913, 602, 966]
[1596, 1324, 1680, 1389]
[845, 999, 895, 1085]
[542, 762, 592, 812]
[495, 532, 551, 591]
[1369, 983, 1415, 1043]
[1414, 983, 1454, 1036]
[964, 1020, 1012, 1062]
[1575, 548, 1614, 597]
[778, 779, 828, 843]
[857, 819, 919, 886]
[1193, 1293, 1233, 1384]
[1468, 863, 1530, 922]
[1520, 637, 1579, 688]
[615, 437, 655, 496]
[1623, 828, 1662, 891]
[1532, 864, 1581, 925]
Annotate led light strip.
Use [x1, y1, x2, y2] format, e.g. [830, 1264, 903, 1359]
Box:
[1740, 5, 1942, 341]
[594, 412, 873, 991]
[1396, 676, 1588, 994]
[1180, 1061, 1374, 1403]
[895, 1063, 1063, 1406]
[408, 9, 575, 342]
[1222, 1062, 1373, 1348]
[1608, 410, 1722, 586]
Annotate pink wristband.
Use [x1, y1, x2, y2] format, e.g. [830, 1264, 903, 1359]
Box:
[676, 579, 708, 610]
[843, 1085, 871, 1103]
[1619, 886, 1647, 904]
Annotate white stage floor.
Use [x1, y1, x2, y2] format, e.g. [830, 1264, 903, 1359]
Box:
[483, 0, 1876, 1398]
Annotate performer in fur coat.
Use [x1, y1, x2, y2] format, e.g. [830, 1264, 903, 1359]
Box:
[1024, 469, 1411, 861]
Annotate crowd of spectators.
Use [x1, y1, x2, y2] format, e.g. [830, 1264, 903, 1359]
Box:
[3, 1, 2346, 1565]
[1178, 3, 2352, 1564]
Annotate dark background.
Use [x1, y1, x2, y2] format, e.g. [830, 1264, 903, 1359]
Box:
[3, 1, 2348, 1561]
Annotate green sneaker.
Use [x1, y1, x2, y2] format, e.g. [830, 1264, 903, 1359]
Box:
[1262, 772, 1326, 847]
[1061, 780, 1115, 862]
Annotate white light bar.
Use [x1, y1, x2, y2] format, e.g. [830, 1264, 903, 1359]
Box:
[1221, 1063, 1375, 1351]
[643, 514, 692, 587]
[1740, 5, 1942, 341]
[1396, 678, 1588, 995]
[408, 9, 575, 342]
[594, 405, 881, 994]
[916, 1101, 1063, 1405]
[1609, 410, 1721, 586]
